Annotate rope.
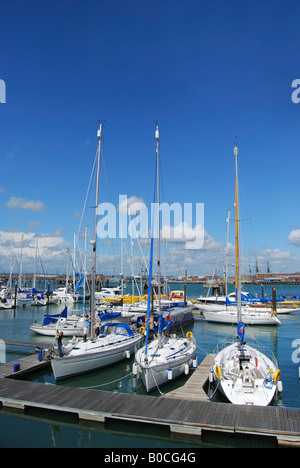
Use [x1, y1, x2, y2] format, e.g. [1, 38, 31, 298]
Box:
[78, 372, 133, 389]
[207, 375, 220, 400]
[150, 367, 165, 396]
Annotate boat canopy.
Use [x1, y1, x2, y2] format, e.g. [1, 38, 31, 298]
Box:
[99, 322, 135, 337]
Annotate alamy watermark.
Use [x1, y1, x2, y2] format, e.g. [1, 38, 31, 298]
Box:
[0, 340, 6, 364]
[292, 339, 300, 364]
[96, 195, 204, 250]
[0, 79, 6, 103]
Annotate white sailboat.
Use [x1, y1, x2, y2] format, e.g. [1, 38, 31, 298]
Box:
[200, 301, 297, 315]
[0, 295, 14, 309]
[30, 306, 85, 337]
[203, 308, 280, 325]
[210, 142, 282, 405]
[51, 123, 143, 380]
[134, 124, 196, 393]
[197, 289, 298, 316]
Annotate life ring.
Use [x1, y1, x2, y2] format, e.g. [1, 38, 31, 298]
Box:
[216, 366, 221, 380]
[139, 326, 145, 334]
[274, 369, 281, 383]
[186, 331, 193, 338]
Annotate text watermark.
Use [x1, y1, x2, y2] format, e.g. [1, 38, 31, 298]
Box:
[0, 79, 6, 103]
[0, 340, 6, 364]
[96, 195, 205, 250]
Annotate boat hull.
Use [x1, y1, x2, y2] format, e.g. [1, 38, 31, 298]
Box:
[51, 334, 143, 380]
[199, 303, 298, 314]
[0, 300, 14, 309]
[30, 324, 84, 337]
[135, 337, 197, 392]
[203, 310, 281, 325]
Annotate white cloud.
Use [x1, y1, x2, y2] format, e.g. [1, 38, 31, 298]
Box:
[5, 197, 47, 213]
[288, 229, 300, 247]
[253, 248, 300, 273]
[0, 230, 70, 273]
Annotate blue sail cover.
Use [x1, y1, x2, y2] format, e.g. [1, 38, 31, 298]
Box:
[237, 321, 245, 344]
[158, 314, 172, 334]
[98, 312, 121, 321]
[226, 296, 235, 306]
[75, 275, 85, 291]
[42, 315, 58, 326]
[42, 306, 67, 326]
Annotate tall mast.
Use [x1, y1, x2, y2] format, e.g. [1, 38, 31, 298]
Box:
[225, 210, 230, 296]
[18, 234, 24, 289]
[120, 221, 124, 299]
[144, 126, 158, 358]
[234, 141, 241, 322]
[155, 124, 161, 318]
[84, 225, 87, 303]
[90, 122, 103, 337]
[33, 236, 38, 289]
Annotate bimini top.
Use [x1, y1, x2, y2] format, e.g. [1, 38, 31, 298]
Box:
[99, 322, 135, 337]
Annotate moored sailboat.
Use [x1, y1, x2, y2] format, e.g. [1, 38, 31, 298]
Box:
[50, 123, 143, 380]
[210, 142, 282, 405]
[30, 306, 85, 337]
[203, 307, 281, 325]
[134, 124, 196, 392]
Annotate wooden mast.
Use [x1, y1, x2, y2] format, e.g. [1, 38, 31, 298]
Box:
[234, 141, 242, 322]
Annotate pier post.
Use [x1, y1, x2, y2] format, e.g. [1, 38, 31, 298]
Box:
[13, 283, 17, 309]
[272, 286, 277, 315]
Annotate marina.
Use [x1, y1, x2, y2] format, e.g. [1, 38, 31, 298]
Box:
[1, 282, 300, 447]
[2, 0, 300, 452]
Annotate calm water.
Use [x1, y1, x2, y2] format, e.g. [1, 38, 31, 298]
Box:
[1, 282, 300, 448]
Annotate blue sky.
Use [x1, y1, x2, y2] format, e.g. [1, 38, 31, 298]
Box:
[1, 0, 300, 277]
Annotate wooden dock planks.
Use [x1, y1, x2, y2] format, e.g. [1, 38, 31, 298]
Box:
[0, 353, 50, 379]
[0, 377, 300, 446]
[1, 351, 300, 446]
[163, 353, 214, 401]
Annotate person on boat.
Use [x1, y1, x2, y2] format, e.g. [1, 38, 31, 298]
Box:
[83, 314, 91, 342]
[56, 331, 64, 357]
